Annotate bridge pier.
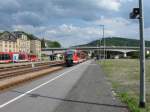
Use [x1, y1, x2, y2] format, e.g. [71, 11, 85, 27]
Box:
[123, 52, 127, 58]
[88, 51, 93, 58]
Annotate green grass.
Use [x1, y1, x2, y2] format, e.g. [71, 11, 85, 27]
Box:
[99, 59, 150, 112]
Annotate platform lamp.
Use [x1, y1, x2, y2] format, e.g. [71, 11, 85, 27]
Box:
[130, 0, 146, 108]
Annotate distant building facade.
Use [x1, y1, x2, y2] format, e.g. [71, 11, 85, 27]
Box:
[13, 31, 31, 54]
[30, 39, 41, 60]
[0, 31, 17, 52]
[0, 31, 41, 59]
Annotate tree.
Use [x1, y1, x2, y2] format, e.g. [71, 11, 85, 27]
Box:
[47, 41, 61, 48]
[50, 41, 61, 48]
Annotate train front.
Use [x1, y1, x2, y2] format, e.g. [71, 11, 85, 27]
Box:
[64, 50, 74, 67]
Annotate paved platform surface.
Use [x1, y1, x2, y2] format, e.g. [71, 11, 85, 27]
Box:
[54, 61, 129, 112]
[0, 60, 129, 112]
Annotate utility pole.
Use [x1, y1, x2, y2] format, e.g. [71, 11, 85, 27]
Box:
[130, 0, 146, 108]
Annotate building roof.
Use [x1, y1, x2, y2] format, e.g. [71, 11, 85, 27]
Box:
[0, 31, 17, 42]
[0, 31, 41, 42]
[12, 31, 27, 39]
[27, 34, 40, 40]
[13, 31, 41, 41]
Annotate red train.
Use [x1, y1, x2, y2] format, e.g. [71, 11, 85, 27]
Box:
[64, 49, 87, 66]
[0, 52, 38, 64]
[0, 52, 12, 63]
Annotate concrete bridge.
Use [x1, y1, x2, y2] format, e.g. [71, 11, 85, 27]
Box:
[42, 46, 150, 58]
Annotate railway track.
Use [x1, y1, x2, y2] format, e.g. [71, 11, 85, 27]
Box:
[0, 61, 65, 80]
[0, 61, 63, 72]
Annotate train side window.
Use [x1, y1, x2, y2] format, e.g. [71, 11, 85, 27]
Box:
[2, 54, 5, 60]
[19, 54, 22, 60]
[7, 54, 11, 60]
[0, 54, 2, 60]
[4, 54, 10, 60]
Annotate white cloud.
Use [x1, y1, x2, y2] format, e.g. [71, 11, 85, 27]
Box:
[11, 16, 150, 47]
[96, 0, 121, 11]
[11, 24, 115, 47]
[94, 17, 139, 38]
[1, 0, 150, 47]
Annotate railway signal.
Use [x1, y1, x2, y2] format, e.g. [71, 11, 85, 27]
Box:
[130, 0, 146, 108]
[130, 8, 140, 19]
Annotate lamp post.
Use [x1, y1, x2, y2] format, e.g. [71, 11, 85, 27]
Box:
[99, 25, 105, 60]
[99, 38, 101, 60]
[130, 0, 146, 108]
[139, 0, 146, 108]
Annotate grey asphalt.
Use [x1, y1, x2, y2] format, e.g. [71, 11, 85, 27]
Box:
[0, 60, 129, 112]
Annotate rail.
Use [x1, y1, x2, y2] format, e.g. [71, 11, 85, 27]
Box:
[0, 61, 64, 80]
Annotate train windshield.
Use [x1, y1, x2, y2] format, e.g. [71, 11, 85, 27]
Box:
[66, 54, 73, 59]
[0, 54, 11, 60]
[65, 51, 74, 60]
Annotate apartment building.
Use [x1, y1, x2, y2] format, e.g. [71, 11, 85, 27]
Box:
[0, 31, 17, 52]
[30, 39, 41, 59]
[0, 31, 41, 59]
[13, 31, 30, 54]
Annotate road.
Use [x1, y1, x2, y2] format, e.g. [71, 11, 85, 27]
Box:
[0, 60, 129, 112]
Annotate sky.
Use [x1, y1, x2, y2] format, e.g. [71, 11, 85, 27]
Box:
[0, 0, 150, 47]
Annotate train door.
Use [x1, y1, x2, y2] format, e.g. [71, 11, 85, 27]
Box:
[13, 54, 19, 62]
